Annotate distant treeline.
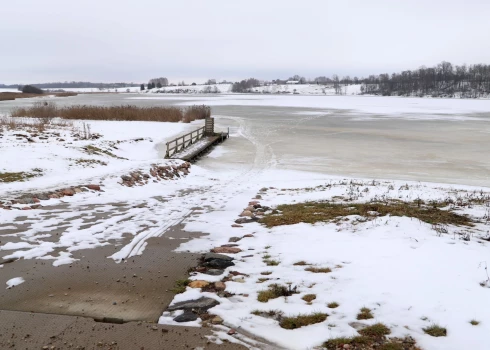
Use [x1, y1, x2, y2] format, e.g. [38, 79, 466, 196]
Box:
[0, 82, 140, 89]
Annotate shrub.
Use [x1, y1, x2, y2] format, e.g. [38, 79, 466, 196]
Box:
[22, 85, 44, 94]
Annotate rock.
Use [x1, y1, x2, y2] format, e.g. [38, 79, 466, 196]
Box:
[74, 188, 82, 193]
[343, 345, 350, 349]
[30, 205, 41, 209]
[240, 210, 253, 217]
[22, 207, 32, 210]
[48, 194, 59, 199]
[232, 277, 245, 283]
[121, 175, 132, 182]
[348, 322, 368, 330]
[188, 280, 210, 288]
[245, 206, 255, 211]
[211, 247, 242, 254]
[214, 282, 226, 291]
[231, 224, 243, 228]
[220, 244, 239, 247]
[203, 259, 235, 269]
[260, 187, 268, 192]
[173, 311, 198, 322]
[228, 237, 241, 243]
[235, 218, 254, 224]
[203, 253, 234, 262]
[86, 184, 101, 191]
[62, 189, 75, 196]
[227, 329, 237, 335]
[211, 316, 223, 324]
[202, 269, 224, 276]
[167, 297, 219, 312]
[249, 201, 259, 205]
[255, 195, 262, 199]
[36, 193, 50, 201]
[242, 234, 254, 238]
[253, 204, 262, 209]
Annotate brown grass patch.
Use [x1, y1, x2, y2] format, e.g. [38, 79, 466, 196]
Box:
[293, 261, 309, 266]
[260, 200, 472, 228]
[0, 92, 77, 101]
[357, 307, 374, 320]
[257, 284, 298, 303]
[358, 323, 391, 339]
[327, 302, 339, 309]
[423, 324, 447, 337]
[279, 313, 327, 329]
[302, 294, 316, 303]
[0, 170, 42, 183]
[305, 267, 332, 273]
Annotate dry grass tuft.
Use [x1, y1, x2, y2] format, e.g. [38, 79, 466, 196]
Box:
[357, 307, 374, 320]
[423, 324, 447, 337]
[172, 279, 190, 294]
[305, 266, 332, 273]
[260, 200, 473, 228]
[293, 261, 309, 266]
[279, 313, 327, 329]
[327, 302, 339, 309]
[302, 294, 317, 303]
[257, 284, 298, 303]
[358, 323, 391, 338]
[470, 319, 480, 326]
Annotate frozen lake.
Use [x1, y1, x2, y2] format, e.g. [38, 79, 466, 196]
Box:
[1, 93, 489, 187]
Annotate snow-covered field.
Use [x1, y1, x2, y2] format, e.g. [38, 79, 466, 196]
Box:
[143, 83, 361, 96]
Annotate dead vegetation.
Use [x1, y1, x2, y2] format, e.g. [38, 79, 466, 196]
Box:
[261, 200, 473, 228]
[357, 307, 374, 320]
[305, 266, 332, 273]
[0, 92, 77, 101]
[324, 322, 421, 350]
[327, 302, 339, 309]
[0, 170, 42, 183]
[302, 294, 317, 303]
[257, 284, 298, 303]
[422, 324, 447, 337]
[10, 103, 210, 123]
[279, 313, 327, 329]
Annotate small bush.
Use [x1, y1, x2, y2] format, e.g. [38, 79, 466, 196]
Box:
[327, 302, 339, 308]
[279, 313, 327, 329]
[423, 324, 447, 337]
[265, 259, 280, 266]
[302, 294, 316, 303]
[357, 307, 374, 320]
[22, 85, 44, 94]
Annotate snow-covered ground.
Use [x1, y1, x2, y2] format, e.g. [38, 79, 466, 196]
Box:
[2, 94, 490, 349]
[143, 83, 361, 96]
[158, 174, 490, 350]
[0, 118, 197, 195]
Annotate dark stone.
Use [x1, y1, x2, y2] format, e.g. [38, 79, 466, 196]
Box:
[220, 244, 239, 247]
[203, 259, 235, 269]
[203, 253, 233, 262]
[173, 311, 198, 322]
[228, 237, 242, 243]
[202, 269, 224, 276]
[167, 297, 219, 312]
[235, 218, 254, 224]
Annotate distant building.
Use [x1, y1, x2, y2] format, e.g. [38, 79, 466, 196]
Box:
[286, 80, 299, 85]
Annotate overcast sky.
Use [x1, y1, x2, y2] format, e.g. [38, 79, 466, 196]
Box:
[1, 0, 490, 84]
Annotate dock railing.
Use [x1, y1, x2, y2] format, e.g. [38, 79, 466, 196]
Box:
[165, 126, 205, 158]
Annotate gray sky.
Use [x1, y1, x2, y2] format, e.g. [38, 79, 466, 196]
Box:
[1, 0, 490, 84]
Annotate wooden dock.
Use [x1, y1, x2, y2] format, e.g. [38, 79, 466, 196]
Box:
[165, 118, 229, 162]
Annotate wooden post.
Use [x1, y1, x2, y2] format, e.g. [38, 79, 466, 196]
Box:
[205, 117, 214, 136]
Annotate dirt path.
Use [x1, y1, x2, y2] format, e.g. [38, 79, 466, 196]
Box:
[0, 310, 247, 350]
